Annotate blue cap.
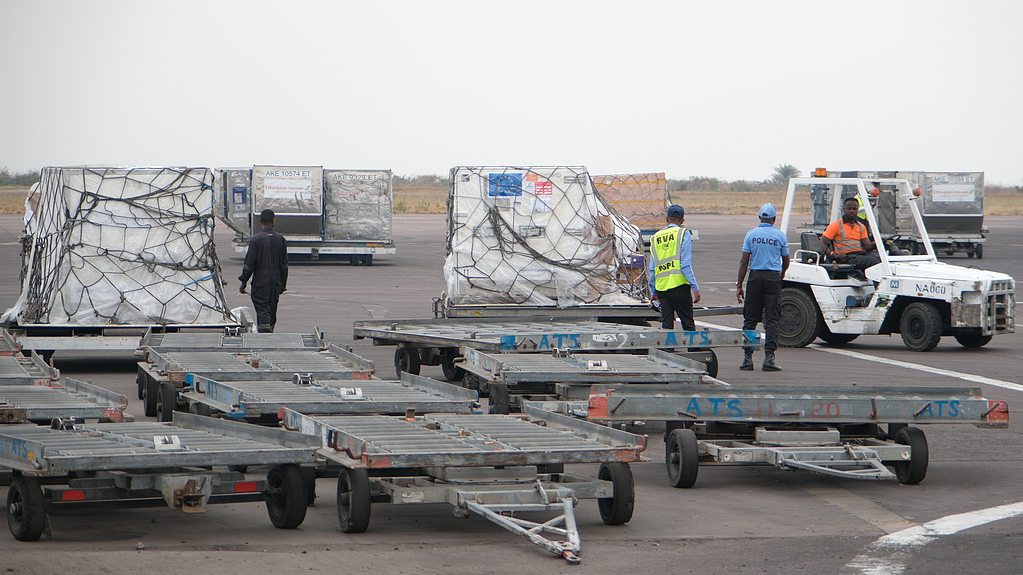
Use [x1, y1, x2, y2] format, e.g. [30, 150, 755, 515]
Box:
[667, 204, 685, 218]
[759, 203, 777, 219]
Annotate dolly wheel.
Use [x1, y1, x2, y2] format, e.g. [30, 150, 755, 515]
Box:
[7, 476, 46, 541]
[337, 467, 371, 533]
[394, 348, 421, 378]
[893, 427, 928, 485]
[265, 464, 308, 529]
[666, 428, 699, 488]
[597, 462, 634, 525]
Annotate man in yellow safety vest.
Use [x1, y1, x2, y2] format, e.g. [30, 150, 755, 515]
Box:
[648, 204, 701, 330]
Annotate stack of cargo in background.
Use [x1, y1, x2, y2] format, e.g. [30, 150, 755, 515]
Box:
[216, 166, 396, 264]
[2, 167, 235, 327]
[445, 166, 646, 308]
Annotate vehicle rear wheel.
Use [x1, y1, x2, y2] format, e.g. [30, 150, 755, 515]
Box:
[892, 427, 928, 485]
[7, 476, 46, 541]
[777, 287, 820, 348]
[393, 347, 422, 378]
[265, 464, 308, 529]
[953, 330, 992, 348]
[899, 302, 943, 352]
[597, 462, 634, 525]
[337, 467, 371, 533]
[975, 244, 983, 259]
[665, 429, 699, 488]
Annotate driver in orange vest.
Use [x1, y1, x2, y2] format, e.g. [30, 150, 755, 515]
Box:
[821, 197, 881, 271]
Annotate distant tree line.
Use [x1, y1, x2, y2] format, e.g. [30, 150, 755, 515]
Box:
[0, 169, 40, 186]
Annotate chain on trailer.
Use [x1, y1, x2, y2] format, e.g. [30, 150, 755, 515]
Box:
[6, 167, 236, 328]
[533, 383, 1009, 487]
[446, 166, 647, 308]
[0, 412, 321, 541]
[281, 403, 647, 564]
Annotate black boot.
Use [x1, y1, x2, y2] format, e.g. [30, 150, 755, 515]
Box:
[762, 351, 782, 372]
[739, 349, 754, 371]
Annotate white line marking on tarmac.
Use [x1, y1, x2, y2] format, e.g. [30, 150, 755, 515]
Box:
[695, 320, 1023, 393]
[845, 501, 1023, 575]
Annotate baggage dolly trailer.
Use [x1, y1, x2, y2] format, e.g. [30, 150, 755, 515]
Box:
[1, 413, 320, 541]
[281, 403, 647, 564]
[0, 352, 60, 386]
[353, 317, 761, 381]
[137, 345, 376, 422]
[461, 347, 727, 414]
[179, 372, 481, 423]
[541, 384, 1009, 487]
[1, 378, 129, 424]
[139, 327, 328, 353]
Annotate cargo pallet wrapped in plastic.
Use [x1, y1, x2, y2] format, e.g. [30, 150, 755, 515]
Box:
[3, 167, 236, 327]
[446, 166, 647, 308]
[590, 172, 669, 239]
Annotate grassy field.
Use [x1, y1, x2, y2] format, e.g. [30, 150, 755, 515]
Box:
[3, 185, 1021, 216]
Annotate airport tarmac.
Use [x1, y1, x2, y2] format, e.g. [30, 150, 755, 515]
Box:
[1, 213, 1021, 574]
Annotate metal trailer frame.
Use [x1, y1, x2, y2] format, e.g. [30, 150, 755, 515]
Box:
[281, 403, 647, 564]
[535, 384, 1009, 487]
[178, 372, 481, 423]
[1, 378, 129, 424]
[0, 329, 21, 356]
[136, 345, 377, 422]
[1, 412, 321, 541]
[0, 352, 60, 386]
[5, 322, 244, 361]
[139, 326, 327, 353]
[353, 317, 762, 381]
[460, 347, 726, 414]
[434, 295, 743, 322]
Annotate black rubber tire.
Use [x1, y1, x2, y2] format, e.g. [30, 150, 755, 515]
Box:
[189, 402, 213, 417]
[7, 475, 46, 541]
[665, 429, 699, 488]
[228, 465, 248, 474]
[701, 349, 719, 379]
[136, 372, 145, 400]
[156, 382, 177, 422]
[337, 467, 371, 533]
[488, 383, 511, 415]
[975, 244, 983, 259]
[440, 357, 466, 381]
[899, 302, 943, 352]
[143, 378, 159, 418]
[265, 464, 308, 529]
[778, 287, 820, 348]
[953, 331, 992, 349]
[393, 348, 422, 378]
[597, 462, 635, 526]
[301, 467, 317, 506]
[818, 322, 859, 346]
[892, 427, 928, 485]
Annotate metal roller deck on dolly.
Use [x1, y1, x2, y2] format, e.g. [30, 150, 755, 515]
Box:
[353, 317, 761, 381]
[461, 347, 726, 414]
[179, 372, 480, 423]
[137, 345, 376, 422]
[1, 413, 320, 541]
[139, 327, 328, 353]
[282, 403, 647, 564]
[1, 378, 129, 424]
[537, 384, 1009, 487]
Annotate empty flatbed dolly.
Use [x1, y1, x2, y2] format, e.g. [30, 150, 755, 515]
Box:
[179, 372, 480, 422]
[541, 384, 1009, 487]
[281, 403, 647, 564]
[353, 317, 760, 381]
[1, 378, 129, 424]
[461, 347, 725, 414]
[1, 413, 320, 541]
[139, 327, 327, 353]
[137, 345, 376, 422]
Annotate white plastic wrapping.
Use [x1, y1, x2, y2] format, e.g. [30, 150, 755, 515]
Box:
[446, 166, 646, 307]
[323, 170, 393, 241]
[2, 167, 236, 326]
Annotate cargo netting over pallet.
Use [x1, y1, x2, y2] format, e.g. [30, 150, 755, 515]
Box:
[445, 166, 647, 307]
[2, 167, 236, 326]
[590, 173, 669, 235]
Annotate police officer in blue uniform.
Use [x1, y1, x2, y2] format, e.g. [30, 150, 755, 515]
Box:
[736, 203, 789, 371]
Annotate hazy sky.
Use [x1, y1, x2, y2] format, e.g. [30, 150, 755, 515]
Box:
[2, 1, 1021, 184]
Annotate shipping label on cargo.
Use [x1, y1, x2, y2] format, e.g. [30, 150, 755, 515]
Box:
[264, 178, 314, 200]
[488, 173, 524, 197]
[931, 184, 975, 203]
[525, 172, 554, 196]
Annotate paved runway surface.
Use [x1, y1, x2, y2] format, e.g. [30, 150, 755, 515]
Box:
[1, 213, 1020, 574]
